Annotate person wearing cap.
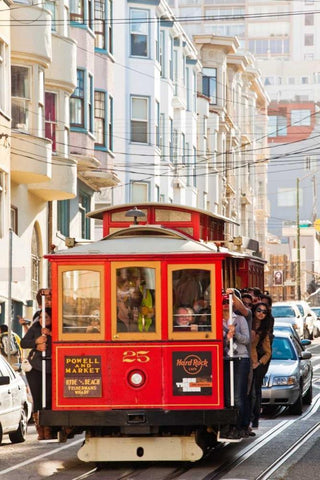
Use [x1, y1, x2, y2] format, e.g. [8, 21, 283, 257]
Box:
[241, 293, 253, 310]
[221, 293, 251, 439]
[247, 287, 262, 305]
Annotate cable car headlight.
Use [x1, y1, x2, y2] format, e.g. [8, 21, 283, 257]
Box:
[128, 370, 146, 388]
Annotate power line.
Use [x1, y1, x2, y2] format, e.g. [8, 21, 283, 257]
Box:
[4, 5, 320, 26]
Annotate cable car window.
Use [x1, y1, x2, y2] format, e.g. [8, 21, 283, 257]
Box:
[116, 267, 155, 333]
[173, 269, 211, 332]
[111, 262, 161, 340]
[168, 266, 216, 339]
[60, 267, 104, 337]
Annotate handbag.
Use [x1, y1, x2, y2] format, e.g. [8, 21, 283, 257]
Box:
[27, 348, 50, 372]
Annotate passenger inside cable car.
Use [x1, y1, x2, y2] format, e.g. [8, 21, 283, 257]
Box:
[172, 268, 212, 332]
[116, 266, 155, 333]
[173, 305, 196, 331]
[86, 311, 100, 333]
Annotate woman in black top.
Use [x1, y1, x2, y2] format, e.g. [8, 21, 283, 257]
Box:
[20, 307, 53, 440]
[250, 303, 272, 428]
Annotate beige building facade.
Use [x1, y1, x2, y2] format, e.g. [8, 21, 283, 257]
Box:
[0, 1, 269, 334]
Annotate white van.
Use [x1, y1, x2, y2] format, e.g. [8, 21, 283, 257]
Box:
[272, 302, 304, 339]
[287, 301, 317, 339]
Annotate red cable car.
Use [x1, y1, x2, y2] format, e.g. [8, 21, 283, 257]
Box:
[41, 203, 265, 462]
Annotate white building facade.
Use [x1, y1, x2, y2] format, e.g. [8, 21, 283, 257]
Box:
[0, 0, 117, 333]
[95, 1, 269, 258]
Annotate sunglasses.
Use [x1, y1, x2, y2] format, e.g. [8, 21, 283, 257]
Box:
[256, 308, 267, 315]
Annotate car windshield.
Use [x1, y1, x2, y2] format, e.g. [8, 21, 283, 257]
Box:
[274, 325, 291, 335]
[296, 305, 304, 316]
[272, 337, 296, 360]
[272, 306, 296, 318]
[274, 325, 300, 341]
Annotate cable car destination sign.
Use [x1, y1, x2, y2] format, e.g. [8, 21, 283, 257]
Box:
[64, 355, 102, 398]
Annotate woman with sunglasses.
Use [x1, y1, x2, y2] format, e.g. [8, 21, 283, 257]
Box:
[250, 302, 272, 429]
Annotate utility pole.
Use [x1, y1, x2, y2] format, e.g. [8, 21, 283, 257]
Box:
[296, 172, 317, 301]
[296, 178, 301, 300]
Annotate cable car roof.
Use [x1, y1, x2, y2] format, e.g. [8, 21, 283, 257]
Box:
[88, 202, 239, 225]
[52, 226, 218, 256]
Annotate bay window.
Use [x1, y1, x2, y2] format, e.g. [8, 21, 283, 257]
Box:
[94, 90, 105, 146]
[70, 0, 84, 23]
[131, 96, 148, 143]
[45, 92, 57, 151]
[70, 69, 84, 127]
[11, 66, 30, 131]
[130, 8, 149, 57]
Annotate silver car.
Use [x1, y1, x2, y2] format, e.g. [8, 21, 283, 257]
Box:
[262, 331, 313, 415]
[0, 355, 29, 444]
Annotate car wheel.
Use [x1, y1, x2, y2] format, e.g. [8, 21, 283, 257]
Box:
[303, 382, 313, 405]
[290, 390, 303, 415]
[0, 424, 3, 445]
[9, 408, 27, 443]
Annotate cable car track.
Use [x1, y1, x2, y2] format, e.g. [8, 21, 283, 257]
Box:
[201, 396, 320, 480]
[0, 398, 319, 480]
[255, 422, 320, 480]
[65, 397, 320, 480]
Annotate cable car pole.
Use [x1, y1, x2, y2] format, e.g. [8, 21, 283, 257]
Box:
[41, 294, 46, 409]
[228, 293, 234, 407]
[8, 228, 12, 366]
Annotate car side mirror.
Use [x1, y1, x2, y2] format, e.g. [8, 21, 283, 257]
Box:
[301, 339, 311, 346]
[300, 351, 312, 360]
[0, 376, 10, 386]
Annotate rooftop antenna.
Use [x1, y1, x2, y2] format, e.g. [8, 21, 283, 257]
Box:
[125, 206, 146, 225]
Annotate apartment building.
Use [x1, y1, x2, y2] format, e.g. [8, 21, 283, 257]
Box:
[93, 1, 202, 210]
[170, 0, 320, 102]
[92, 1, 269, 257]
[171, 0, 320, 297]
[0, 0, 270, 330]
[0, 0, 12, 322]
[193, 35, 269, 252]
[0, 0, 118, 332]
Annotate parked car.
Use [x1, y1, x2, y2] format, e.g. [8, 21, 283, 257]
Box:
[287, 301, 317, 339]
[261, 331, 313, 415]
[0, 355, 30, 444]
[273, 319, 311, 350]
[273, 321, 311, 349]
[272, 302, 304, 338]
[310, 306, 320, 337]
